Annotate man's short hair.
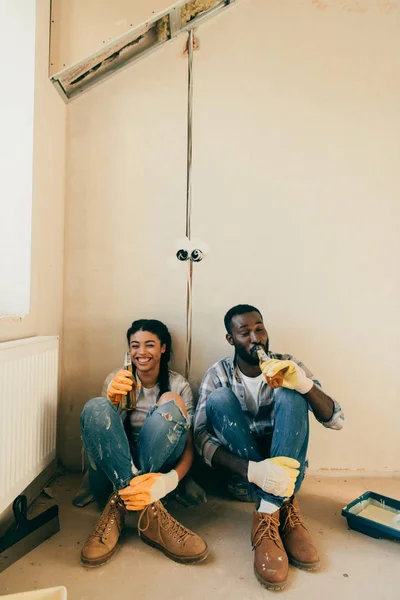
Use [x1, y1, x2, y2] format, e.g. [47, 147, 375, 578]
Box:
[224, 304, 263, 334]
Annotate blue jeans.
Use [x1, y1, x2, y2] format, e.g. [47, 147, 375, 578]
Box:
[80, 397, 189, 505]
[206, 388, 309, 508]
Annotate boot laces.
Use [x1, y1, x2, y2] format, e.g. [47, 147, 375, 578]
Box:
[139, 502, 191, 544]
[252, 513, 281, 550]
[281, 501, 304, 535]
[91, 494, 123, 539]
[159, 504, 191, 544]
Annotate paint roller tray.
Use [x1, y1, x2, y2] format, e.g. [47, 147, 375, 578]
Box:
[342, 491, 400, 541]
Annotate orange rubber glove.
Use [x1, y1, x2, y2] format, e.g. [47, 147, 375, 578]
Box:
[107, 370, 134, 405]
[119, 470, 179, 511]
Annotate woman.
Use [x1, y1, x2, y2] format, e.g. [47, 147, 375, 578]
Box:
[79, 319, 208, 568]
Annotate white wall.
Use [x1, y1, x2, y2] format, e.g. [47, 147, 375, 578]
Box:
[62, 0, 400, 474]
[0, 1, 36, 317]
[0, 0, 66, 350]
[190, 0, 400, 475]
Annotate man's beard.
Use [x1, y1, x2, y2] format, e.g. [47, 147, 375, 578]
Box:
[235, 339, 269, 366]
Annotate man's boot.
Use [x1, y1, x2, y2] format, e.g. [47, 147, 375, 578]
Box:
[251, 509, 288, 591]
[280, 497, 320, 570]
[81, 492, 126, 567]
[138, 501, 208, 564]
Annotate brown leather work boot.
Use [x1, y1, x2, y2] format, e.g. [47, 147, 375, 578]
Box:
[81, 493, 126, 567]
[251, 509, 288, 591]
[280, 497, 320, 571]
[138, 501, 208, 564]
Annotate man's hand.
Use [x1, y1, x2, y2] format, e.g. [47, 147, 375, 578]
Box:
[247, 456, 300, 497]
[107, 370, 134, 405]
[119, 470, 179, 511]
[261, 359, 313, 395]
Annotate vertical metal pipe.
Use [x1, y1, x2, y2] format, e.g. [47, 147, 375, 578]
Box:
[185, 260, 193, 379]
[186, 29, 194, 241]
[185, 29, 194, 379]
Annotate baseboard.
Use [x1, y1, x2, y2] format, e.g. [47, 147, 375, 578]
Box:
[0, 459, 58, 538]
[307, 469, 400, 478]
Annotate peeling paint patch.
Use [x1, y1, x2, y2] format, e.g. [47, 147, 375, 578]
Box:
[311, 0, 399, 13]
[382, 0, 398, 13]
[312, 0, 328, 10]
[340, 1, 366, 14]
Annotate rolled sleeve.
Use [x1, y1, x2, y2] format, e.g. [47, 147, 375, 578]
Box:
[290, 356, 345, 431]
[320, 398, 344, 430]
[201, 437, 222, 467]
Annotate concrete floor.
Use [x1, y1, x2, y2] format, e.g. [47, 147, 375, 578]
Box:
[0, 475, 399, 600]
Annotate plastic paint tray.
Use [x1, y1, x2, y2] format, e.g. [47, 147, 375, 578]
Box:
[342, 491, 400, 541]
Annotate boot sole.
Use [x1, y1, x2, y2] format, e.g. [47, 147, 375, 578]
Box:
[253, 565, 287, 591]
[288, 556, 320, 572]
[81, 547, 117, 568]
[139, 533, 209, 564]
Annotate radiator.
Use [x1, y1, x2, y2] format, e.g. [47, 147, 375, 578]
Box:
[0, 336, 59, 515]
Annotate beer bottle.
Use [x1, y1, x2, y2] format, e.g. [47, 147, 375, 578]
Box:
[120, 351, 137, 410]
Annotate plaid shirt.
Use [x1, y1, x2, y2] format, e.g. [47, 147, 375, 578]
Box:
[193, 352, 344, 466]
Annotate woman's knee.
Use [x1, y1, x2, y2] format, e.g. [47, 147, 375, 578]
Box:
[80, 396, 113, 427]
[157, 392, 188, 419]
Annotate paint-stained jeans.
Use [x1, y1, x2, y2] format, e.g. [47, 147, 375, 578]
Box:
[206, 388, 309, 508]
[80, 397, 189, 505]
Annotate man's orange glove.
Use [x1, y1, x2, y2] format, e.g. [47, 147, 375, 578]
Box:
[107, 370, 134, 405]
[119, 470, 179, 511]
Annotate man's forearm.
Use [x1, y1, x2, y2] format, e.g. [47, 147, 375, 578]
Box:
[211, 446, 249, 479]
[305, 385, 334, 422]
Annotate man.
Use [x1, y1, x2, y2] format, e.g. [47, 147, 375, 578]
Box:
[194, 304, 344, 591]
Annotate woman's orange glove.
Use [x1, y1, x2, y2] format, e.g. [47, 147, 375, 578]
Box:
[107, 370, 134, 405]
[119, 470, 179, 511]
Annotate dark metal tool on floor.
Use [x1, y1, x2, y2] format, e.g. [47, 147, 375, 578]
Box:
[0, 494, 60, 573]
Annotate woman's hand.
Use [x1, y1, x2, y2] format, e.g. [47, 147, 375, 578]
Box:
[107, 370, 133, 405]
[119, 470, 179, 511]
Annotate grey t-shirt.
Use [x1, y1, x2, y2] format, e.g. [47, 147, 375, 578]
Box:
[101, 369, 194, 434]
